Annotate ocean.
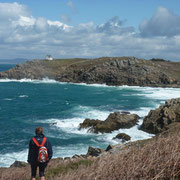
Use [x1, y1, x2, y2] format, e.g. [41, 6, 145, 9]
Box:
[0, 64, 180, 167]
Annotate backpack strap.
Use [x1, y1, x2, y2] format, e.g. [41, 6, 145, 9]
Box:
[32, 137, 40, 147]
[41, 137, 47, 146]
[32, 137, 47, 147]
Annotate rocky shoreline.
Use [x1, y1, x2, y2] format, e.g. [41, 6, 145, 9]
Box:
[0, 98, 180, 179]
[0, 57, 180, 87]
[2, 97, 180, 169]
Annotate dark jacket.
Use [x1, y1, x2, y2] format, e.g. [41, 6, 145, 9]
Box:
[28, 134, 53, 165]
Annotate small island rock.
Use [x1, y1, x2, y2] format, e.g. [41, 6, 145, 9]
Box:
[79, 112, 140, 133]
[113, 133, 131, 142]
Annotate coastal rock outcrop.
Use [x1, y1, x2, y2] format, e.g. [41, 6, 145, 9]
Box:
[140, 98, 180, 134]
[10, 161, 27, 168]
[113, 133, 131, 142]
[87, 146, 105, 157]
[79, 112, 140, 133]
[0, 57, 180, 87]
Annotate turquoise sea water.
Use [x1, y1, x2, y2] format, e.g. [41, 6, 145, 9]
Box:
[0, 64, 180, 167]
[0, 64, 15, 72]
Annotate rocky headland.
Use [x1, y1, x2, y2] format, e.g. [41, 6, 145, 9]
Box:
[0, 57, 180, 87]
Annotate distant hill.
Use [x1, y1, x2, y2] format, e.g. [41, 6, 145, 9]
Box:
[0, 58, 28, 64]
[0, 57, 179, 87]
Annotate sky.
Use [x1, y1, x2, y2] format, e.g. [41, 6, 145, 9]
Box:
[0, 0, 180, 61]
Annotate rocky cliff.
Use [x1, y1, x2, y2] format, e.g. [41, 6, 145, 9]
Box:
[0, 57, 180, 87]
[141, 98, 180, 134]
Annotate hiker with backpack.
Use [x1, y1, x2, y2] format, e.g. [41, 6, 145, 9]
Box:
[28, 126, 53, 180]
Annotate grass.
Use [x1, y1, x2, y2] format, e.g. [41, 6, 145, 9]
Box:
[0, 128, 180, 180]
[45, 159, 93, 179]
[52, 129, 180, 180]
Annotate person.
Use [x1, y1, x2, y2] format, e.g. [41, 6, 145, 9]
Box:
[28, 126, 53, 180]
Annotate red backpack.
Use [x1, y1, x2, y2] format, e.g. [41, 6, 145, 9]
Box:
[32, 137, 48, 163]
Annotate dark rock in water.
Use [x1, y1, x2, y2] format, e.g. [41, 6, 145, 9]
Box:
[113, 133, 131, 142]
[106, 144, 115, 151]
[140, 98, 180, 134]
[10, 161, 27, 168]
[79, 112, 140, 133]
[87, 146, 105, 157]
[121, 111, 130, 114]
[79, 119, 101, 130]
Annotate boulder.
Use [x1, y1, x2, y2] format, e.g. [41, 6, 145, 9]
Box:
[106, 144, 115, 151]
[105, 144, 126, 154]
[87, 146, 105, 157]
[113, 133, 131, 142]
[10, 161, 27, 168]
[140, 98, 180, 134]
[79, 119, 101, 129]
[79, 112, 140, 133]
[72, 154, 81, 159]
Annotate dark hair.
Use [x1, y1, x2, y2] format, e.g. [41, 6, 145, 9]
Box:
[35, 126, 43, 135]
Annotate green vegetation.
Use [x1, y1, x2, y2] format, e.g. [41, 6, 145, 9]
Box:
[45, 159, 93, 179]
[150, 58, 169, 62]
[1, 127, 180, 180]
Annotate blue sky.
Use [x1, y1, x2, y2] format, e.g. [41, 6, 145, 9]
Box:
[3, 0, 180, 27]
[0, 0, 180, 61]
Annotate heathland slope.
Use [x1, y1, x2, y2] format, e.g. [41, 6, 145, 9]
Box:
[0, 57, 180, 87]
[0, 125, 179, 180]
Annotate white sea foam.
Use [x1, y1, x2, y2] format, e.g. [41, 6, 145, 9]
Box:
[3, 98, 13, 101]
[76, 83, 108, 87]
[53, 144, 89, 159]
[0, 149, 28, 167]
[134, 87, 180, 100]
[97, 123, 154, 145]
[41, 104, 154, 140]
[72, 105, 111, 120]
[129, 107, 153, 117]
[0, 78, 180, 99]
[19, 95, 28, 98]
[37, 106, 111, 135]
[0, 145, 88, 167]
[0, 78, 59, 84]
[42, 118, 89, 135]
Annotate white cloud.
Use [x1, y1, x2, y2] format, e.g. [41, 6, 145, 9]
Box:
[97, 16, 134, 35]
[35, 17, 48, 32]
[139, 7, 180, 37]
[0, 3, 180, 61]
[13, 16, 35, 26]
[0, 2, 29, 19]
